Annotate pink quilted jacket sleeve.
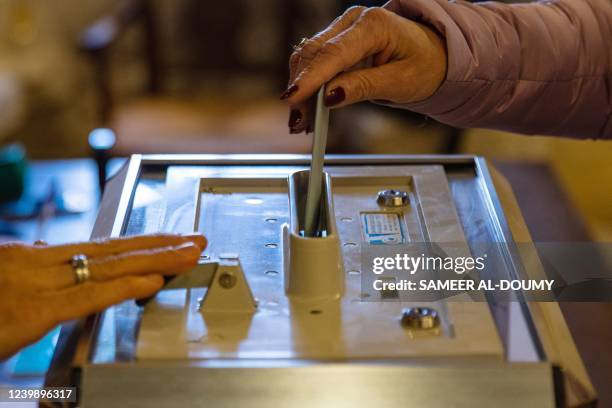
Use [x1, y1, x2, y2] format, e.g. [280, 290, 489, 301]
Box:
[385, 0, 612, 139]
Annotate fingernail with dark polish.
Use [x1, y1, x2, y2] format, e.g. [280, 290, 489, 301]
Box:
[324, 87, 346, 107]
[280, 84, 299, 100]
[288, 109, 303, 129]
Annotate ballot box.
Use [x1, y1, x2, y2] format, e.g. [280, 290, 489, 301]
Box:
[45, 155, 595, 407]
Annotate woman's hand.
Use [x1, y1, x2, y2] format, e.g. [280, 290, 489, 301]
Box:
[0, 234, 206, 360]
[281, 6, 447, 133]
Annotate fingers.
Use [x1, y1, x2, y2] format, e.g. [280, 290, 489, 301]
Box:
[323, 64, 400, 108]
[33, 233, 206, 266]
[282, 5, 447, 127]
[0, 235, 205, 356]
[43, 275, 164, 324]
[285, 6, 366, 133]
[325, 22, 445, 106]
[89, 242, 201, 280]
[283, 7, 391, 108]
[43, 242, 201, 290]
[287, 6, 365, 85]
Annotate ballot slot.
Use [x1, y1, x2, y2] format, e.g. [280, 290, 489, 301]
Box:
[284, 170, 344, 301]
[289, 169, 332, 237]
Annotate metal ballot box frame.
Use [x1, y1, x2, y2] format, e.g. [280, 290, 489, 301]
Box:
[44, 155, 595, 408]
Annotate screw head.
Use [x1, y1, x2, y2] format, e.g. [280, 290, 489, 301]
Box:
[400, 307, 440, 330]
[218, 271, 237, 289]
[377, 189, 409, 207]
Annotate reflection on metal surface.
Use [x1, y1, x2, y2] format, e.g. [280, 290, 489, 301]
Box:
[376, 189, 410, 208]
[400, 307, 441, 330]
[80, 363, 556, 408]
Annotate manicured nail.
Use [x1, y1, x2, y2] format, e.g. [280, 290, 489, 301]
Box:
[280, 84, 299, 100]
[324, 87, 345, 107]
[288, 109, 303, 129]
[181, 233, 206, 249]
[175, 242, 201, 257]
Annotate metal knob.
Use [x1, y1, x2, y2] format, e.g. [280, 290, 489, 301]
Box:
[377, 189, 409, 207]
[400, 307, 440, 330]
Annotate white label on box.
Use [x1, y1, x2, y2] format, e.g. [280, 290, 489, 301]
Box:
[361, 213, 405, 245]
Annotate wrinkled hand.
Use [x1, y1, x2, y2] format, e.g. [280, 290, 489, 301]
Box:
[0, 234, 206, 360]
[281, 6, 447, 133]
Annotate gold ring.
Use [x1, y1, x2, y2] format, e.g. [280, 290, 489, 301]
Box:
[71, 254, 91, 284]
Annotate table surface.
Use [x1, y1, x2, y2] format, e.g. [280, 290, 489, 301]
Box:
[496, 162, 612, 408]
[0, 159, 609, 406]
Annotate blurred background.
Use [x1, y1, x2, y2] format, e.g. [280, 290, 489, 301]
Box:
[0, 0, 609, 241]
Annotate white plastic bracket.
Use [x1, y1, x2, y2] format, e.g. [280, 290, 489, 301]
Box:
[161, 259, 256, 314]
[201, 260, 257, 314]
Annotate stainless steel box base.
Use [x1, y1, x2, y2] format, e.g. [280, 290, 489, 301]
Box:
[45, 155, 594, 408]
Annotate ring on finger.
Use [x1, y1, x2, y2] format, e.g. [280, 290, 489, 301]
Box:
[293, 37, 309, 51]
[71, 254, 91, 284]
